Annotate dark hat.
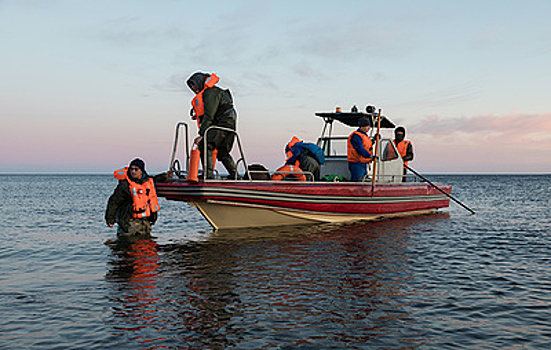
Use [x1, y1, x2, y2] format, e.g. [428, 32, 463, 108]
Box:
[358, 117, 372, 127]
[395, 126, 406, 134]
[129, 158, 145, 172]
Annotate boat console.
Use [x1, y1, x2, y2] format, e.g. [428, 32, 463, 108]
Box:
[316, 106, 409, 183]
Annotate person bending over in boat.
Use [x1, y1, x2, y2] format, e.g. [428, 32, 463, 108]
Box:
[105, 158, 160, 241]
[393, 126, 414, 181]
[187, 72, 238, 179]
[273, 136, 325, 181]
[347, 117, 375, 182]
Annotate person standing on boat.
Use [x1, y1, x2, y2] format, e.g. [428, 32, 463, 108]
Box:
[187, 72, 238, 179]
[393, 126, 414, 180]
[105, 158, 160, 240]
[347, 117, 375, 182]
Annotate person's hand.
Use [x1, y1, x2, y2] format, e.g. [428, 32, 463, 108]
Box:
[194, 136, 203, 145]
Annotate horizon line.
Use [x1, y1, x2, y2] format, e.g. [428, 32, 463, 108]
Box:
[1, 172, 549, 176]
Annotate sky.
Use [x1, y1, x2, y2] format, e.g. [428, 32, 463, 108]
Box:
[1, 0, 550, 174]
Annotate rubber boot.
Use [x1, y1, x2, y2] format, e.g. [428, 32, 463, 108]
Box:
[206, 151, 215, 179]
[221, 156, 237, 180]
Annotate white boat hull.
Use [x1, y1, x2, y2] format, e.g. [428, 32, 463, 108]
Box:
[191, 200, 438, 230]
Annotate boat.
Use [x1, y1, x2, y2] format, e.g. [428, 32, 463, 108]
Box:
[155, 105, 452, 230]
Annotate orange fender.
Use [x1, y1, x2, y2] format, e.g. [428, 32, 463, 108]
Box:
[187, 147, 200, 182]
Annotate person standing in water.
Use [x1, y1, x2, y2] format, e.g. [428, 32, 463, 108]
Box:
[105, 158, 160, 240]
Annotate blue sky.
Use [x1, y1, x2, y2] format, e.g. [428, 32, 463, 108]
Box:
[1, 0, 550, 173]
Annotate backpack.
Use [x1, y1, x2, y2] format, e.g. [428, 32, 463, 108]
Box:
[298, 142, 325, 165]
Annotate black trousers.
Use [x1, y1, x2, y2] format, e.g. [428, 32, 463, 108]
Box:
[200, 118, 237, 179]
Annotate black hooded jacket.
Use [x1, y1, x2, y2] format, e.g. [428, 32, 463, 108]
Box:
[105, 170, 158, 232]
[186, 72, 236, 137]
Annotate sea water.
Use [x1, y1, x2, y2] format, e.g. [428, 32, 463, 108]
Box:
[0, 174, 549, 349]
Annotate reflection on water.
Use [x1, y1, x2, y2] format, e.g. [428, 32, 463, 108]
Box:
[106, 237, 242, 348]
[105, 214, 450, 349]
[106, 240, 164, 343]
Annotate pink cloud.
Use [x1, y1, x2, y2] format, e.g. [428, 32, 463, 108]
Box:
[407, 112, 551, 172]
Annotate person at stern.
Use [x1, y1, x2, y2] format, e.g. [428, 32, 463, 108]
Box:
[393, 126, 414, 180]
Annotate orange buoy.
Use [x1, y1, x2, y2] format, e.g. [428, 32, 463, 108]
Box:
[187, 147, 200, 182]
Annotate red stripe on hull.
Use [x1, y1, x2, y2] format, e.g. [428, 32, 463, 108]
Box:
[156, 180, 451, 215]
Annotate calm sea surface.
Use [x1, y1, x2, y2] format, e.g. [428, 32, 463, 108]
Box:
[0, 174, 550, 349]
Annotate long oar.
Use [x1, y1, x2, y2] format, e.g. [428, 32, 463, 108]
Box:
[371, 109, 382, 196]
[406, 165, 475, 215]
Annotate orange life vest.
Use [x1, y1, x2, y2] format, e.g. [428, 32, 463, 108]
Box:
[190, 73, 220, 127]
[271, 164, 306, 181]
[114, 168, 161, 219]
[394, 140, 411, 167]
[285, 136, 302, 166]
[347, 130, 373, 163]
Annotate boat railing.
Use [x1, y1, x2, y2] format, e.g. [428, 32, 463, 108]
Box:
[169, 122, 190, 178]
[203, 125, 250, 180]
[168, 122, 313, 182]
[361, 173, 420, 183]
[168, 122, 250, 180]
[243, 169, 271, 181]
